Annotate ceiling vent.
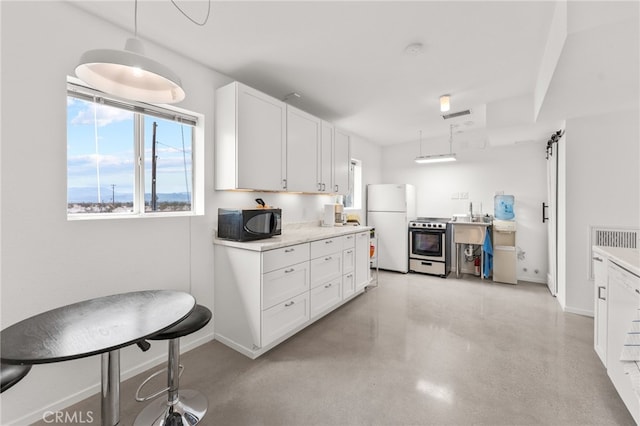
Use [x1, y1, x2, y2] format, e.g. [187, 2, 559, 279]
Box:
[442, 109, 471, 120]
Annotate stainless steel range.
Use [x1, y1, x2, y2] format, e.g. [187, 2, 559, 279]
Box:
[409, 218, 451, 277]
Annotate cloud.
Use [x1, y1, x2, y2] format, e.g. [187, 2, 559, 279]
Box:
[70, 103, 133, 127]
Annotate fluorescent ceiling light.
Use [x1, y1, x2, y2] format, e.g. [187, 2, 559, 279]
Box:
[414, 154, 457, 164]
[414, 124, 457, 165]
[440, 94, 450, 112]
[76, 38, 185, 104]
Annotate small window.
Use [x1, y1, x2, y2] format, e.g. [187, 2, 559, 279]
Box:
[66, 80, 203, 218]
[344, 159, 362, 210]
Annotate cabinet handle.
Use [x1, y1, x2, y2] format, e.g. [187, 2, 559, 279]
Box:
[334, 185, 338, 192]
[325, 283, 332, 289]
[598, 286, 606, 300]
[284, 301, 295, 307]
[282, 179, 287, 189]
[346, 274, 353, 278]
[322, 183, 326, 191]
[284, 248, 295, 253]
[325, 256, 332, 261]
[325, 240, 333, 244]
[593, 256, 603, 262]
[346, 250, 353, 254]
[346, 235, 353, 239]
[284, 268, 295, 273]
[636, 289, 640, 295]
[421, 261, 433, 266]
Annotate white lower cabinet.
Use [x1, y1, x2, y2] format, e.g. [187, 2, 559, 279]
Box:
[310, 278, 342, 319]
[592, 248, 608, 366]
[214, 229, 370, 359]
[262, 292, 309, 347]
[355, 231, 370, 291]
[262, 261, 310, 310]
[342, 272, 355, 299]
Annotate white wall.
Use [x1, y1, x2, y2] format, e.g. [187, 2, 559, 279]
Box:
[559, 108, 640, 315]
[0, 2, 381, 424]
[381, 137, 549, 283]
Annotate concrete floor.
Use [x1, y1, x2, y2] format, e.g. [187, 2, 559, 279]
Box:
[38, 271, 634, 425]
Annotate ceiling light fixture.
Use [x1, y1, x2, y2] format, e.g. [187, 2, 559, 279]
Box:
[439, 94, 450, 112]
[75, 0, 188, 104]
[414, 124, 457, 164]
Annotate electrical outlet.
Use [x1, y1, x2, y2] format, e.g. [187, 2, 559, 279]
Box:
[451, 192, 460, 200]
[460, 192, 469, 199]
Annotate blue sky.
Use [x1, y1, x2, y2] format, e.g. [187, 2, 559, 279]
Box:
[67, 97, 192, 202]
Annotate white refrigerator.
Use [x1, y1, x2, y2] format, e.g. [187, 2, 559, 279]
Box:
[367, 184, 416, 273]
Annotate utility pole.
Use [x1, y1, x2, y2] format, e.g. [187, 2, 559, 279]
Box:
[111, 184, 115, 205]
[151, 122, 158, 211]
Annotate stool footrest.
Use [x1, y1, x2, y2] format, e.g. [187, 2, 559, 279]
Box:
[135, 365, 184, 402]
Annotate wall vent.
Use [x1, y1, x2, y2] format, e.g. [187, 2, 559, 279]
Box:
[589, 226, 639, 279]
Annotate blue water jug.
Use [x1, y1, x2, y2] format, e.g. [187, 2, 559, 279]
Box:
[494, 195, 515, 220]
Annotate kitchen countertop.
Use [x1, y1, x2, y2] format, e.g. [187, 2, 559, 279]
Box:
[593, 246, 640, 277]
[213, 223, 373, 252]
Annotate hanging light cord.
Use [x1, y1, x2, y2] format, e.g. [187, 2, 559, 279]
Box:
[134, 0, 211, 36]
[171, 0, 212, 26]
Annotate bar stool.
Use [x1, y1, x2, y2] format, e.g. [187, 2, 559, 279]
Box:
[134, 304, 212, 426]
[1, 363, 32, 393]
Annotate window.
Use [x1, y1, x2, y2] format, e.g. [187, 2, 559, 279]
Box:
[343, 159, 362, 210]
[66, 80, 203, 218]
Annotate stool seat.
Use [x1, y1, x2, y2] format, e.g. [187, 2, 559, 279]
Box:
[151, 304, 212, 341]
[1, 363, 32, 393]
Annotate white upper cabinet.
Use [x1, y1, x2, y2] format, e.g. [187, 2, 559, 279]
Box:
[286, 105, 321, 193]
[215, 82, 287, 191]
[318, 121, 334, 192]
[215, 81, 351, 193]
[333, 128, 350, 194]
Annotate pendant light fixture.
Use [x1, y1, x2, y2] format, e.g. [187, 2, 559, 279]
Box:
[414, 124, 457, 164]
[75, 0, 186, 104]
[439, 94, 450, 112]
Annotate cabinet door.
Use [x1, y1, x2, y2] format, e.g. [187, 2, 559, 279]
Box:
[319, 121, 333, 192]
[354, 231, 370, 291]
[592, 252, 608, 365]
[286, 106, 321, 192]
[262, 261, 310, 310]
[237, 84, 287, 191]
[343, 248, 355, 274]
[310, 278, 342, 319]
[262, 292, 309, 347]
[333, 129, 350, 194]
[342, 272, 355, 299]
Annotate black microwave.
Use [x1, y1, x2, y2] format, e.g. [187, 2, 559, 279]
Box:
[217, 208, 282, 241]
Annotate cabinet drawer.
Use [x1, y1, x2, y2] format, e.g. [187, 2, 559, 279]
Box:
[342, 272, 355, 299]
[262, 292, 309, 347]
[310, 237, 343, 259]
[310, 278, 342, 319]
[263, 243, 309, 273]
[343, 248, 355, 274]
[310, 254, 342, 289]
[343, 233, 356, 249]
[262, 261, 310, 309]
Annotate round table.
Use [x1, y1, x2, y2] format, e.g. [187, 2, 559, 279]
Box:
[1, 290, 196, 425]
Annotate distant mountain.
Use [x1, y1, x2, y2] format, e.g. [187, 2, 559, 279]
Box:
[68, 187, 191, 203]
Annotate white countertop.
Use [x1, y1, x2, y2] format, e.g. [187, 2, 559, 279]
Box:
[593, 246, 640, 277]
[213, 224, 373, 252]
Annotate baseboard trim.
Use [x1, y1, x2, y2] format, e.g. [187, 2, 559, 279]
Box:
[8, 332, 214, 426]
[563, 305, 594, 318]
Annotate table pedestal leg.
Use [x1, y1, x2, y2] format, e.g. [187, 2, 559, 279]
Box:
[101, 350, 120, 426]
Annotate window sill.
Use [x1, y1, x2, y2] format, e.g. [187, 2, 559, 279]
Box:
[67, 211, 201, 221]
